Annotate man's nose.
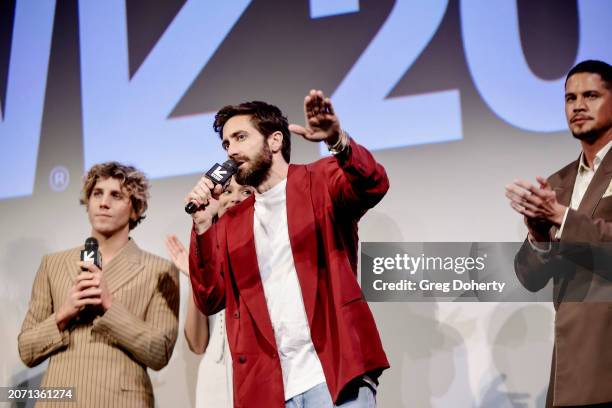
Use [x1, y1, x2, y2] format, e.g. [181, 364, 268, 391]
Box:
[574, 96, 587, 111]
[99, 194, 111, 207]
[227, 143, 239, 159]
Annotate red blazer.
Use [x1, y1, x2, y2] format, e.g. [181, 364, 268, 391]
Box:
[189, 140, 390, 407]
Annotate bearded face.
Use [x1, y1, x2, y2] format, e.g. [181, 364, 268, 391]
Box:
[566, 73, 612, 144]
[234, 136, 273, 187]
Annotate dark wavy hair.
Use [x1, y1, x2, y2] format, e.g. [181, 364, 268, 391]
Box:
[213, 101, 291, 163]
[80, 162, 150, 230]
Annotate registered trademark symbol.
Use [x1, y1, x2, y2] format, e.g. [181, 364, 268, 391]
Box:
[49, 166, 70, 192]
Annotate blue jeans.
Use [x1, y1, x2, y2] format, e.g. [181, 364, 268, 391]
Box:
[285, 381, 376, 408]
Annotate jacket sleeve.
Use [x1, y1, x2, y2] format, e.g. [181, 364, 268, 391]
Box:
[189, 223, 226, 316]
[514, 238, 556, 292]
[324, 137, 390, 218]
[91, 263, 180, 370]
[18, 255, 70, 367]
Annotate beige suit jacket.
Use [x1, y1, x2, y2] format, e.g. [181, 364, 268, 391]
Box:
[18, 239, 180, 408]
[515, 149, 612, 406]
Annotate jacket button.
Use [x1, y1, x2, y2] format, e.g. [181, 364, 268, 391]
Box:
[238, 355, 247, 364]
[233, 311, 240, 318]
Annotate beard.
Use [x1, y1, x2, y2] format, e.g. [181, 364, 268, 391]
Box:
[572, 128, 601, 144]
[234, 141, 273, 187]
[571, 119, 612, 144]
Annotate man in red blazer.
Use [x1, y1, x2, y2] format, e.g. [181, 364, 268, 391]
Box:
[186, 90, 389, 407]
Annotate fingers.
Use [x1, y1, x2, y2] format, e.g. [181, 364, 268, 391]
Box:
[77, 286, 102, 299]
[506, 181, 546, 219]
[212, 184, 224, 199]
[167, 235, 187, 256]
[536, 176, 552, 191]
[512, 179, 534, 193]
[305, 89, 322, 118]
[323, 97, 335, 115]
[77, 261, 101, 274]
[505, 188, 543, 209]
[76, 272, 95, 281]
[506, 180, 548, 206]
[510, 201, 537, 218]
[505, 182, 531, 203]
[194, 184, 210, 203]
[185, 176, 215, 207]
[298, 90, 340, 143]
[76, 297, 102, 307]
[165, 234, 176, 252]
[305, 89, 330, 119]
[165, 235, 181, 259]
[76, 273, 100, 290]
[201, 177, 215, 191]
[514, 178, 553, 200]
[288, 124, 308, 137]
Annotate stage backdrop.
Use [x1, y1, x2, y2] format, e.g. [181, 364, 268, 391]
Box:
[1, 0, 611, 406]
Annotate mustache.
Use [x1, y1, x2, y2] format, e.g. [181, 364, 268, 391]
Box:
[233, 156, 249, 163]
[571, 114, 593, 122]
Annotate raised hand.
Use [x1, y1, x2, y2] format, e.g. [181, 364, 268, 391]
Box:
[289, 89, 342, 145]
[165, 234, 189, 276]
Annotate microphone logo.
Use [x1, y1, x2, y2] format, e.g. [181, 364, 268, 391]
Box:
[210, 166, 227, 182]
[82, 251, 96, 264]
[80, 237, 101, 270]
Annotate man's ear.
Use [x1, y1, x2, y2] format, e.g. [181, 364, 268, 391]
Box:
[268, 131, 283, 153]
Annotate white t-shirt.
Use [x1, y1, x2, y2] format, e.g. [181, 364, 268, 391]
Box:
[253, 179, 326, 401]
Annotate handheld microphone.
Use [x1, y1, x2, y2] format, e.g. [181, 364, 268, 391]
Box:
[185, 159, 238, 214]
[80, 237, 102, 271]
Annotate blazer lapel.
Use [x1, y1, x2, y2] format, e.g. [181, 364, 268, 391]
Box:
[103, 239, 144, 294]
[226, 197, 277, 349]
[554, 161, 578, 208]
[64, 248, 82, 283]
[577, 150, 612, 216]
[286, 165, 318, 328]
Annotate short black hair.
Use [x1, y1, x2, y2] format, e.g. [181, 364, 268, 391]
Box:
[566, 60, 612, 89]
[213, 101, 291, 163]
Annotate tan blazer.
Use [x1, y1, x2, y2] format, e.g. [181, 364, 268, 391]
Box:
[18, 239, 180, 408]
[515, 150, 612, 407]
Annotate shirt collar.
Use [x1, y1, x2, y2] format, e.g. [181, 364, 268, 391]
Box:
[255, 178, 287, 203]
[578, 140, 612, 174]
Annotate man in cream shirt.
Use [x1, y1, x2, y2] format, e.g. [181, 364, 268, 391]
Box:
[507, 60, 612, 407]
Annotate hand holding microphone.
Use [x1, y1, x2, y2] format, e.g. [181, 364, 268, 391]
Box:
[56, 237, 109, 330]
[185, 160, 237, 214]
[185, 160, 237, 234]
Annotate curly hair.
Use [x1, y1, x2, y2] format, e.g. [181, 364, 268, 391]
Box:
[80, 162, 150, 230]
[213, 101, 291, 163]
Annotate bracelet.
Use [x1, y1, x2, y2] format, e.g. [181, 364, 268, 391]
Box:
[327, 129, 350, 156]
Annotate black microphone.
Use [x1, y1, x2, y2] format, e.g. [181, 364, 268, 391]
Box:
[185, 159, 238, 214]
[80, 237, 102, 271]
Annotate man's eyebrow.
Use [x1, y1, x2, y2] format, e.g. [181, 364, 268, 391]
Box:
[229, 130, 245, 138]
